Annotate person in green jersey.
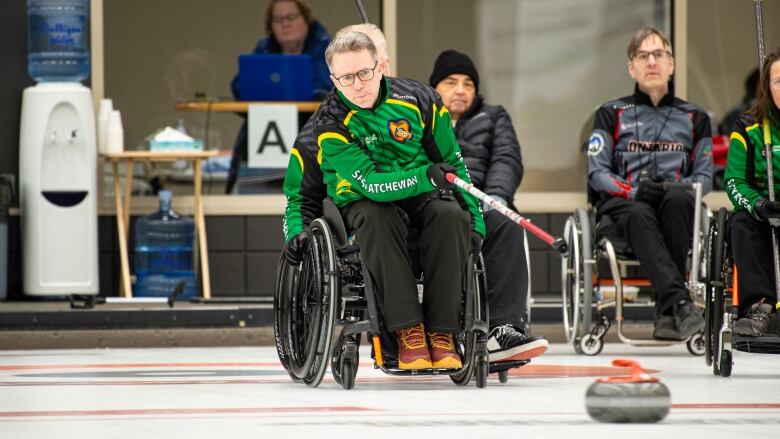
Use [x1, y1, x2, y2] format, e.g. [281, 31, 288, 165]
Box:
[299, 30, 484, 371]
[723, 47, 780, 337]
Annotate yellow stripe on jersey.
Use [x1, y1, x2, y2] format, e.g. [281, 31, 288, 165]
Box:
[730, 132, 748, 150]
[290, 147, 304, 172]
[387, 99, 424, 128]
[439, 106, 449, 118]
[432, 103, 437, 131]
[343, 110, 357, 126]
[336, 178, 354, 194]
[317, 132, 349, 148]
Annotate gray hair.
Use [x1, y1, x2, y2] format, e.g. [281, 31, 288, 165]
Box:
[335, 23, 388, 63]
[324, 31, 378, 72]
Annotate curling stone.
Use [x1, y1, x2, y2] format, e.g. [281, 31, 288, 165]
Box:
[585, 359, 670, 423]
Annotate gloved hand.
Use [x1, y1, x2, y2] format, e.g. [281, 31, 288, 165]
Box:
[426, 163, 457, 190]
[635, 179, 665, 206]
[755, 198, 780, 221]
[283, 231, 309, 266]
[470, 231, 483, 255]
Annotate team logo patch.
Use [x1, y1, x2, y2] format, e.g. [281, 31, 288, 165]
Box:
[388, 119, 413, 143]
[587, 133, 605, 156]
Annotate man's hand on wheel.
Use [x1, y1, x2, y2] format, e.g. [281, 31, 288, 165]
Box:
[283, 231, 309, 266]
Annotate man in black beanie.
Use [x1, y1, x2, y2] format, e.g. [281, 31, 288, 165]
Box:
[430, 49, 548, 363]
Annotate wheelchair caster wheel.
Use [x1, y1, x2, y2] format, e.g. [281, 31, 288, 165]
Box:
[579, 333, 604, 356]
[498, 370, 508, 384]
[718, 350, 732, 377]
[475, 355, 488, 388]
[687, 331, 705, 356]
[340, 353, 357, 390]
[331, 333, 359, 389]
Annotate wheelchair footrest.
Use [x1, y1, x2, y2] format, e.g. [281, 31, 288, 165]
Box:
[489, 359, 530, 374]
[733, 334, 780, 354]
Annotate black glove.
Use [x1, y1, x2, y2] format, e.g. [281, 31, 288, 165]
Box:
[470, 231, 483, 255]
[635, 179, 665, 206]
[755, 198, 780, 221]
[426, 163, 457, 189]
[283, 231, 309, 266]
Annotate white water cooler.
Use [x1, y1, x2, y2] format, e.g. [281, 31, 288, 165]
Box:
[19, 82, 98, 296]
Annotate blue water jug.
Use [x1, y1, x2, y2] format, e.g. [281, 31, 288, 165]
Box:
[134, 190, 197, 298]
[27, 0, 90, 82]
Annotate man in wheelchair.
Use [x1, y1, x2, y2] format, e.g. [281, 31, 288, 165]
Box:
[722, 47, 780, 337]
[586, 27, 713, 341]
[284, 30, 485, 370]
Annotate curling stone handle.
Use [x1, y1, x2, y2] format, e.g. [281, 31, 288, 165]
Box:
[611, 359, 654, 382]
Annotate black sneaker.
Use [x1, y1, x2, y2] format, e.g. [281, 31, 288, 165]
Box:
[653, 315, 682, 341]
[486, 324, 548, 363]
[734, 300, 777, 337]
[673, 300, 705, 340]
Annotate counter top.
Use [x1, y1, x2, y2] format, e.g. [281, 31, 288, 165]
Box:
[8, 191, 733, 217]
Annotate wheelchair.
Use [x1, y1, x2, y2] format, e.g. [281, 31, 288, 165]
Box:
[705, 208, 780, 377]
[560, 182, 709, 356]
[274, 199, 527, 390]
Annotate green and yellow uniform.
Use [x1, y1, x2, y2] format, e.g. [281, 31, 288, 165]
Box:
[307, 76, 485, 237]
[724, 114, 780, 218]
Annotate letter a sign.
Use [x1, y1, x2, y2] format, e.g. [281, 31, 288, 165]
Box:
[248, 104, 298, 168]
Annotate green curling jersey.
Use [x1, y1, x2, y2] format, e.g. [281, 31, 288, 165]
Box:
[289, 76, 484, 237]
[724, 114, 780, 217]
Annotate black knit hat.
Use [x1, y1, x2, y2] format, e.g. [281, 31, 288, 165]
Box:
[429, 50, 479, 92]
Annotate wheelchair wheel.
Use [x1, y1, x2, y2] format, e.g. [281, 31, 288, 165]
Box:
[561, 207, 593, 348]
[475, 353, 488, 389]
[450, 255, 488, 387]
[284, 218, 339, 387]
[707, 208, 727, 374]
[687, 331, 706, 356]
[719, 349, 732, 377]
[331, 331, 360, 389]
[273, 256, 301, 383]
[579, 332, 604, 356]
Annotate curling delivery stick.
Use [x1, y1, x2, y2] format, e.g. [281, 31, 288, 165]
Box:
[354, 0, 369, 23]
[445, 172, 568, 256]
[754, 0, 780, 316]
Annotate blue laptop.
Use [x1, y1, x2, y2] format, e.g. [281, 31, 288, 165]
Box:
[238, 54, 313, 101]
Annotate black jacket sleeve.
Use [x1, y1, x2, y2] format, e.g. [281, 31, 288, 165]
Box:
[483, 105, 523, 202]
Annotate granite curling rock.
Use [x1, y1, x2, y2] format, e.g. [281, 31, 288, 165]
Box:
[585, 359, 670, 423]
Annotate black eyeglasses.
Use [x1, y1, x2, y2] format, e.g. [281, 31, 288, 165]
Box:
[331, 60, 378, 87]
[272, 12, 301, 24]
[632, 49, 672, 63]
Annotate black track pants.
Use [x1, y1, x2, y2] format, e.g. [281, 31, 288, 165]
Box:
[342, 196, 470, 333]
[598, 189, 694, 317]
[482, 210, 529, 330]
[728, 210, 778, 316]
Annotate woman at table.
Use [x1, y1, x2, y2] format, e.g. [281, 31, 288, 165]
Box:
[227, 0, 331, 194]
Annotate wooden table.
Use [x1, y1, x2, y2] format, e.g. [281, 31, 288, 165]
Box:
[175, 100, 320, 113]
[102, 150, 219, 298]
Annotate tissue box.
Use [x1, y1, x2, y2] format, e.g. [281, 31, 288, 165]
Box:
[149, 139, 204, 152]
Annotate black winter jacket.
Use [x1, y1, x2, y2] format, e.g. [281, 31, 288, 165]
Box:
[453, 96, 524, 210]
